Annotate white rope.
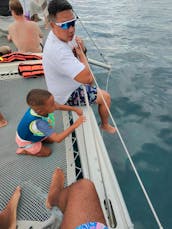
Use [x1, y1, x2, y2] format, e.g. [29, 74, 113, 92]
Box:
[80, 48, 163, 227]
[90, 67, 164, 229]
[69, 3, 163, 227]
[105, 67, 112, 92]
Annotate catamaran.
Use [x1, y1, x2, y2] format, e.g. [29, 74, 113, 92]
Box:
[0, 6, 163, 229]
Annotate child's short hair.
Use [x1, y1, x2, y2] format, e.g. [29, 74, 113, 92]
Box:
[26, 89, 52, 107]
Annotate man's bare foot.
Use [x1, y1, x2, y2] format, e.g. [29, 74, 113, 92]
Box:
[0, 113, 8, 128]
[100, 124, 116, 134]
[46, 168, 65, 209]
[3, 186, 21, 229]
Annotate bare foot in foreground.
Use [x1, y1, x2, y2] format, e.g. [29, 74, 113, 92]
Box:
[100, 124, 116, 134]
[2, 186, 21, 229]
[0, 113, 8, 128]
[46, 168, 65, 209]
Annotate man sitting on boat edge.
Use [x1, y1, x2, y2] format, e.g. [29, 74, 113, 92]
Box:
[43, 0, 116, 134]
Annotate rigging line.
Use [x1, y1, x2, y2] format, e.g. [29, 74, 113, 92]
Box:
[70, 3, 163, 227]
[105, 68, 112, 93]
[98, 86, 163, 229]
[85, 61, 163, 229]
[73, 11, 108, 65]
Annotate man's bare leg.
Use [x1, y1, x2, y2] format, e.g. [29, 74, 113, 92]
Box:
[0, 113, 8, 128]
[96, 89, 116, 134]
[46, 168, 107, 229]
[0, 186, 21, 229]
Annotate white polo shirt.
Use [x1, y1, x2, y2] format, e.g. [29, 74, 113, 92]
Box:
[43, 31, 85, 104]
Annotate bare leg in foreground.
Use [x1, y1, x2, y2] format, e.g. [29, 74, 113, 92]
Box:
[0, 186, 21, 229]
[46, 168, 107, 229]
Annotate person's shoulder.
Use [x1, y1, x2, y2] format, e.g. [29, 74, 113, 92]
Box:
[44, 38, 66, 56]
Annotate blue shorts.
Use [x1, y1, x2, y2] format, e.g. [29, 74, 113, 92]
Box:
[75, 222, 108, 229]
[66, 85, 97, 106]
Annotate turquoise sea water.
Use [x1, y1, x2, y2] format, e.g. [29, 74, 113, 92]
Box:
[71, 0, 172, 229]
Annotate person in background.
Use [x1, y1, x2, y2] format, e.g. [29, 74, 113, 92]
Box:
[16, 89, 85, 157]
[46, 168, 108, 229]
[43, 0, 116, 134]
[0, 112, 8, 128]
[0, 45, 11, 56]
[0, 45, 11, 128]
[29, 0, 49, 28]
[8, 0, 43, 53]
[0, 186, 21, 229]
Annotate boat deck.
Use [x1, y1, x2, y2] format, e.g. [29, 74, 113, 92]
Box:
[0, 75, 69, 227]
[0, 61, 133, 228]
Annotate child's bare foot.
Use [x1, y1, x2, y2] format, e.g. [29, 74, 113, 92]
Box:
[46, 168, 65, 209]
[2, 186, 21, 229]
[16, 149, 28, 155]
[16, 146, 51, 157]
[0, 113, 8, 128]
[100, 124, 116, 134]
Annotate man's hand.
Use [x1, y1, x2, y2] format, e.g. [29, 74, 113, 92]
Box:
[75, 36, 86, 52]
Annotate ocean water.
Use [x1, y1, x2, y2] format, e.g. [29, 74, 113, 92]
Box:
[1, 0, 172, 228]
[71, 0, 172, 229]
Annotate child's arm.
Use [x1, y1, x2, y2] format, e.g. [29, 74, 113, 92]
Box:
[55, 103, 83, 116]
[48, 115, 86, 143]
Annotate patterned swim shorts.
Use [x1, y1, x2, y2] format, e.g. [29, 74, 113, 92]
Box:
[75, 222, 108, 229]
[66, 85, 97, 106]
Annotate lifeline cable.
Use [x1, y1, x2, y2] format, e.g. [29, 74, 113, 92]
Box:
[90, 64, 164, 229]
[78, 36, 163, 229]
[68, 3, 164, 228]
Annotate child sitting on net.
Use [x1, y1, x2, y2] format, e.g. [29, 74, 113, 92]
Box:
[16, 89, 85, 157]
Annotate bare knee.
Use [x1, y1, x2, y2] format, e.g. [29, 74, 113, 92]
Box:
[97, 89, 111, 106]
[75, 179, 97, 194]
